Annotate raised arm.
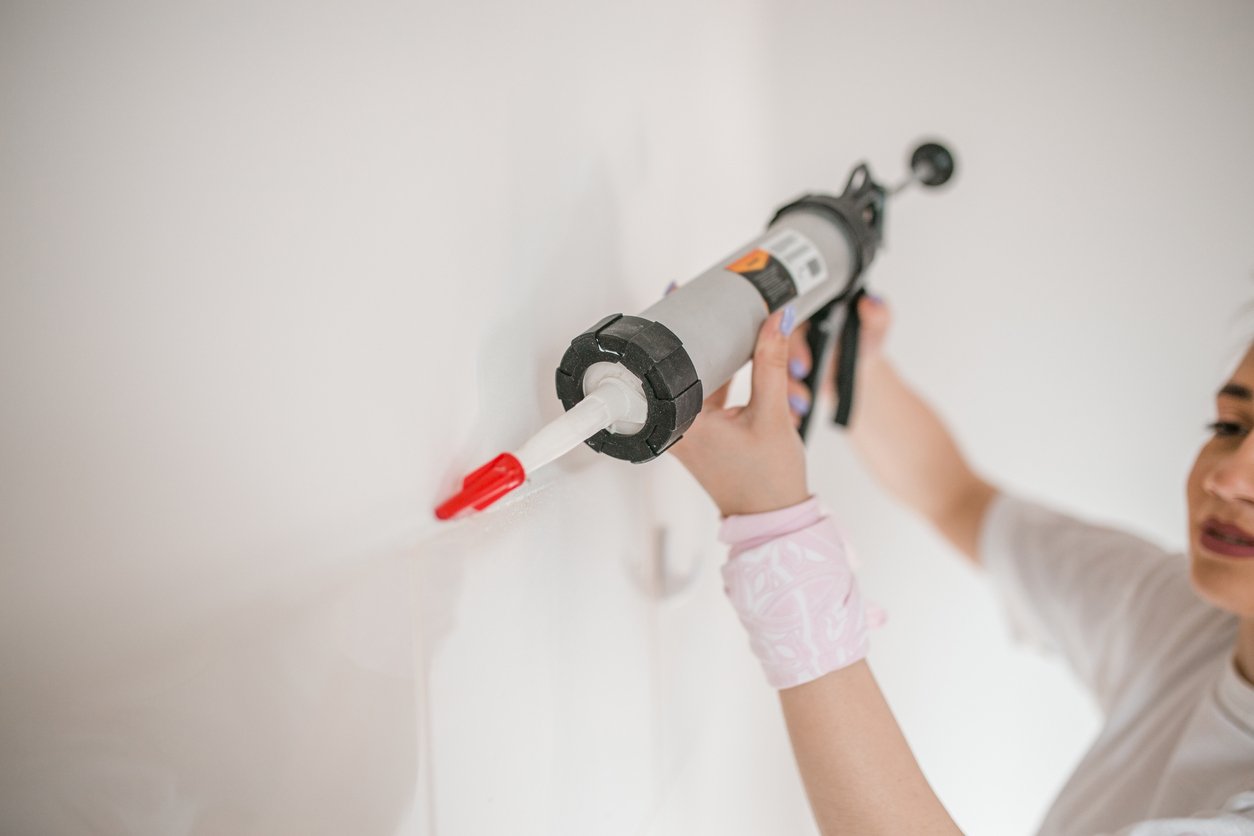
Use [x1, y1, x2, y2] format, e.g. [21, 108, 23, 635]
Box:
[670, 308, 964, 835]
[845, 297, 997, 563]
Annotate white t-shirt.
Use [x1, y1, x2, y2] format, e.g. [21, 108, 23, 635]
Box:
[981, 495, 1254, 836]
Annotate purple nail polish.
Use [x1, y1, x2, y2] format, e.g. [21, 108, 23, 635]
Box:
[789, 394, 811, 417]
[866, 292, 884, 305]
[664, 281, 678, 296]
[780, 305, 797, 336]
[789, 358, 808, 380]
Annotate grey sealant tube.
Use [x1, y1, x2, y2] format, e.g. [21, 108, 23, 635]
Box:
[639, 209, 856, 396]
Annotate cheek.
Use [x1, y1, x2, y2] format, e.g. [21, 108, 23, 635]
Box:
[1186, 456, 1206, 523]
[1187, 442, 1221, 516]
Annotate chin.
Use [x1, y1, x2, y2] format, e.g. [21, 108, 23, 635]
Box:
[1189, 546, 1254, 618]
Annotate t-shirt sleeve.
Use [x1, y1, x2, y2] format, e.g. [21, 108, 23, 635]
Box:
[1102, 791, 1254, 835]
[979, 493, 1201, 713]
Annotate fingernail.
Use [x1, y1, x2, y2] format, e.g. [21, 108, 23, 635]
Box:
[789, 394, 811, 417]
[866, 292, 884, 305]
[780, 305, 797, 336]
[664, 280, 678, 296]
[789, 357, 808, 380]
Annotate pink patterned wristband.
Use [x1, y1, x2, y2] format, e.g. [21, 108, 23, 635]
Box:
[718, 497, 871, 690]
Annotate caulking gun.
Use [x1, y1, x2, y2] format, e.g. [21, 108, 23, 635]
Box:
[436, 142, 956, 520]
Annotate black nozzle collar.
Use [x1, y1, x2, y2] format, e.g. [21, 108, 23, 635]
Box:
[555, 314, 703, 463]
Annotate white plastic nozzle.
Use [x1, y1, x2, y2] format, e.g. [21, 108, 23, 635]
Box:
[435, 368, 650, 520]
[514, 374, 648, 474]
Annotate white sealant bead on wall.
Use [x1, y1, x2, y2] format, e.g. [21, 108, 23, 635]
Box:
[513, 369, 648, 475]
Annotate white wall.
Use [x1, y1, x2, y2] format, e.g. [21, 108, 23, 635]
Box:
[1, 2, 1252, 835]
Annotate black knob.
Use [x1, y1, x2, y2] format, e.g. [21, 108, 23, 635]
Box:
[910, 142, 955, 187]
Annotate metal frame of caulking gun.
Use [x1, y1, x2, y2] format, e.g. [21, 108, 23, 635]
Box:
[789, 141, 955, 437]
[780, 161, 888, 439]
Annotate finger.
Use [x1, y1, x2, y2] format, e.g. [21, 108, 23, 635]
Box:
[787, 379, 811, 429]
[746, 306, 795, 423]
[817, 294, 891, 403]
[788, 320, 812, 382]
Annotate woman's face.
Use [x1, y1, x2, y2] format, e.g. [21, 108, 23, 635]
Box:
[1188, 343, 1254, 618]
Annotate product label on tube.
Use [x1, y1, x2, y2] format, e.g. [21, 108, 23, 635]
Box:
[762, 230, 826, 296]
[724, 230, 826, 310]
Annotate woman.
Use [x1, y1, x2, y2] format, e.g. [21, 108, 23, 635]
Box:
[670, 299, 1254, 835]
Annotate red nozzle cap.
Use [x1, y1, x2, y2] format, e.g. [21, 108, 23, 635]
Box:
[434, 453, 526, 520]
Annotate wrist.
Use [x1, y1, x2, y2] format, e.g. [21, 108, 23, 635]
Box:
[719, 506, 870, 689]
[718, 485, 810, 517]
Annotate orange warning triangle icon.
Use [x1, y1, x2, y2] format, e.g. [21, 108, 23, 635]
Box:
[726, 249, 770, 274]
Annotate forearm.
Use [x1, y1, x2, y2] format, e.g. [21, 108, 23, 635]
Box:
[847, 354, 996, 561]
[780, 660, 964, 836]
[718, 505, 960, 835]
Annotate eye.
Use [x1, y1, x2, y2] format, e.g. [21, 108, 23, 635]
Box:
[1208, 421, 1247, 438]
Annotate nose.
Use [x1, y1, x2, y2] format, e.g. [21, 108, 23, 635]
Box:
[1204, 434, 1254, 506]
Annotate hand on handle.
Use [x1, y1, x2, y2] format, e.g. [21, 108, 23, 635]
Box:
[669, 307, 811, 517]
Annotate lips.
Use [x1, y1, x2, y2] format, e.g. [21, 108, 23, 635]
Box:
[1199, 518, 1254, 559]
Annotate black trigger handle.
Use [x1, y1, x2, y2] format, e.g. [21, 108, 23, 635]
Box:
[833, 289, 865, 427]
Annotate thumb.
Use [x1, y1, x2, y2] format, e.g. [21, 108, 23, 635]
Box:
[746, 305, 796, 421]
